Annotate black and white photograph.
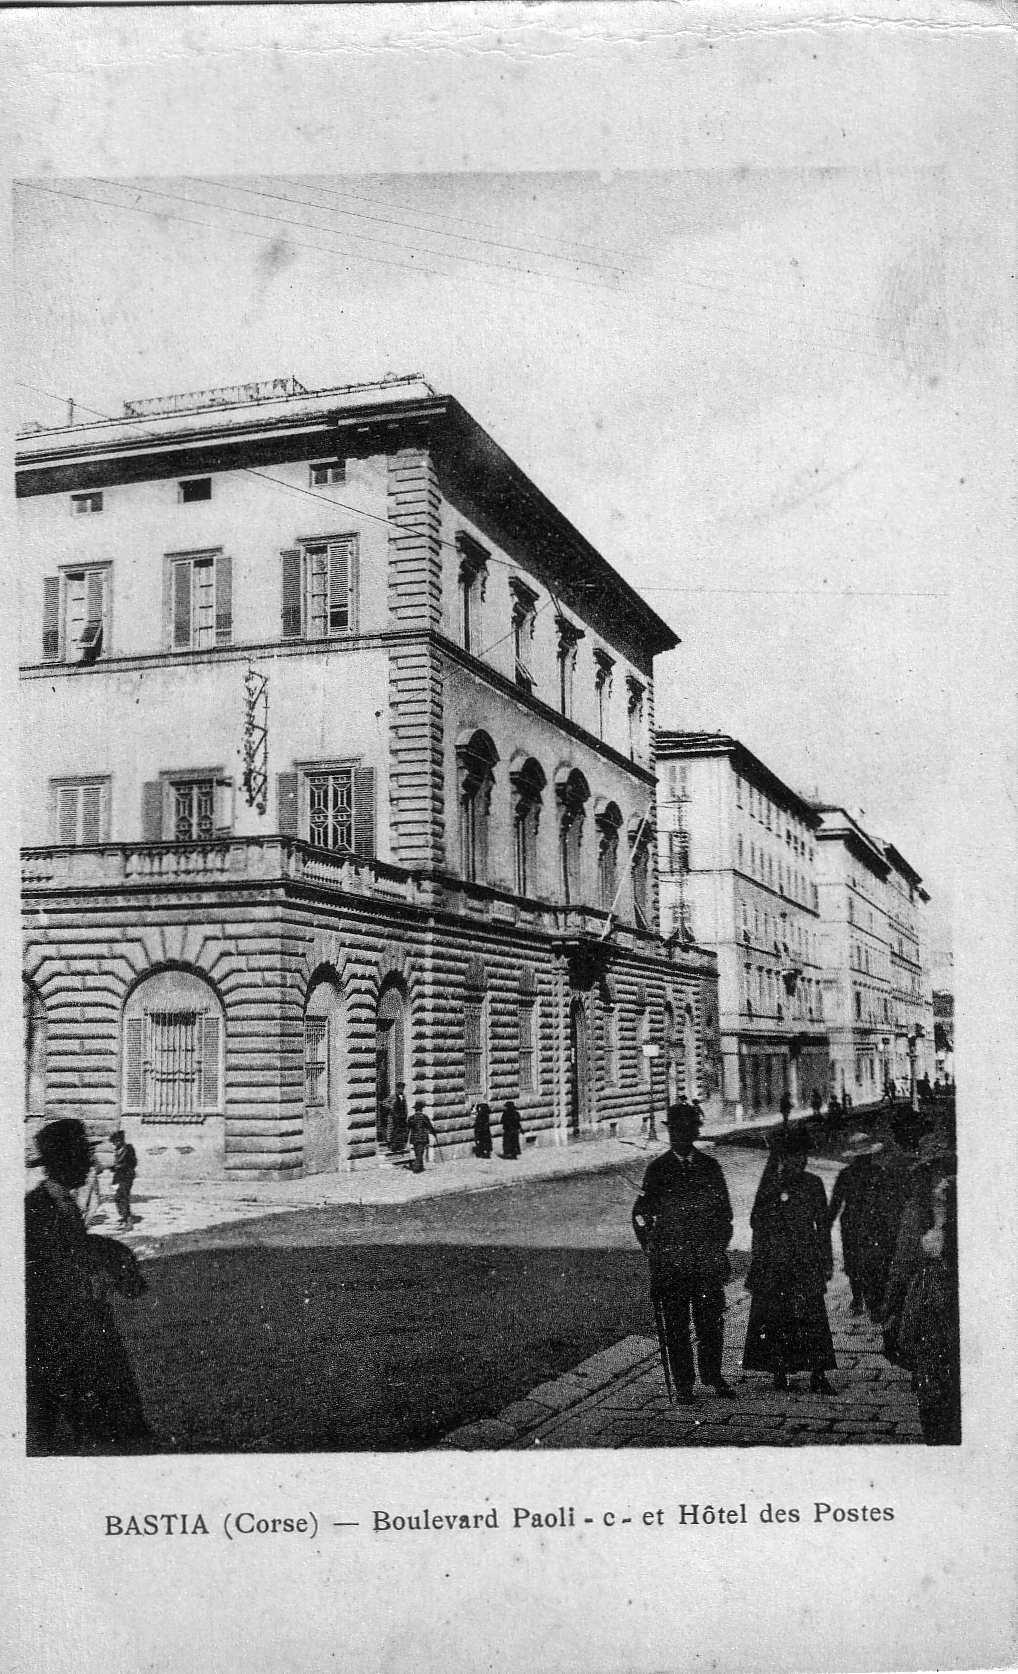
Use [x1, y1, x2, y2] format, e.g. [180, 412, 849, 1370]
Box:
[3, 4, 1015, 1671]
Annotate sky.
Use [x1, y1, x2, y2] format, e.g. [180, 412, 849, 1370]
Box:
[10, 7, 1015, 964]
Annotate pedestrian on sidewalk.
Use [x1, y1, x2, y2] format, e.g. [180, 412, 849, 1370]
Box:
[76, 1145, 105, 1227]
[880, 1142, 957, 1364]
[810, 1087, 823, 1121]
[828, 1133, 883, 1314]
[472, 1101, 493, 1159]
[631, 1101, 735, 1404]
[384, 1082, 409, 1154]
[109, 1129, 137, 1230]
[407, 1099, 438, 1173]
[742, 1127, 837, 1395]
[500, 1100, 523, 1160]
[856, 1110, 921, 1320]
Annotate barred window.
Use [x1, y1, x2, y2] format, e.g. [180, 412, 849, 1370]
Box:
[518, 997, 536, 1093]
[174, 779, 216, 841]
[122, 970, 223, 1121]
[464, 997, 485, 1095]
[307, 769, 353, 851]
[304, 1016, 329, 1106]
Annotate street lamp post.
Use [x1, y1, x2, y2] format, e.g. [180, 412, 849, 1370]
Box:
[907, 1024, 926, 1112]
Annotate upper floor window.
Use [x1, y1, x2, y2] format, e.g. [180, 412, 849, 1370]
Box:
[42, 566, 111, 664]
[457, 731, 498, 885]
[50, 775, 111, 846]
[276, 761, 376, 857]
[141, 770, 234, 843]
[309, 459, 345, 487]
[626, 676, 646, 761]
[71, 490, 103, 515]
[511, 756, 546, 898]
[281, 538, 358, 641]
[456, 534, 488, 655]
[167, 550, 232, 651]
[179, 476, 212, 503]
[557, 768, 590, 904]
[510, 577, 539, 695]
[630, 818, 653, 929]
[596, 802, 623, 911]
[555, 615, 585, 719]
[593, 649, 615, 741]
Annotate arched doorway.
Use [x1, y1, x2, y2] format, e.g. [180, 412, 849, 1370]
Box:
[376, 979, 409, 1149]
[683, 1006, 698, 1100]
[304, 971, 343, 1173]
[568, 996, 589, 1133]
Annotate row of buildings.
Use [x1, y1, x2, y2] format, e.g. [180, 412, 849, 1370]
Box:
[18, 375, 935, 1180]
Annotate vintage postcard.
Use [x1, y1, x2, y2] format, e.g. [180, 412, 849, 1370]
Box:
[2, 4, 1015, 1671]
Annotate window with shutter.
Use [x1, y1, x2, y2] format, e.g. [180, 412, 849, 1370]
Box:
[168, 552, 228, 650]
[121, 969, 224, 1120]
[282, 538, 359, 640]
[50, 778, 110, 846]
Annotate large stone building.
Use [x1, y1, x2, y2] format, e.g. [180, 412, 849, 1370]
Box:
[19, 375, 720, 1179]
[655, 733, 829, 1121]
[814, 808, 934, 1102]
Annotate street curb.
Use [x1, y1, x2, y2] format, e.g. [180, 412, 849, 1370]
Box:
[436, 1335, 659, 1449]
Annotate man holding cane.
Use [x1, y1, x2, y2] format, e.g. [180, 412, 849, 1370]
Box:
[632, 1101, 736, 1404]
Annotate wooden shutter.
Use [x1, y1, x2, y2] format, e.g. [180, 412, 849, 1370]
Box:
[123, 1016, 144, 1109]
[141, 781, 163, 842]
[199, 1015, 221, 1109]
[277, 771, 299, 836]
[346, 538, 359, 632]
[352, 766, 376, 858]
[58, 787, 78, 845]
[215, 553, 233, 645]
[281, 548, 302, 638]
[328, 539, 355, 633]
[80, 784, 102, 845]
[173, 559, 192, 649]
[42, 576, 60, 660]
[214, 778, 234, 837]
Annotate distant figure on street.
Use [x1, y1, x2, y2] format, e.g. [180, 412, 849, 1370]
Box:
[500, 1100, 523, 1160]
[827, 1093, 842, 1120]
[779, 1092, 792, 1126]
[828, 1133, 883, 1314]
[76, 1146, 105, 1227]
[897, 1174, 960, 1444]
[810, 1088, 823, 1121]
[880, 1143, 957, 1364]
[109, 1129, 137, 1230]
[384, 1082, 409, 1153]
[743, 1127, 837, 1395]
[407, 1099, 437, 1173]
[26, 1118, 151, 1454]
[632, 1101, 735, 1403]
[472, 1101, 493, 1160]
[856, 1111, 921, 1320]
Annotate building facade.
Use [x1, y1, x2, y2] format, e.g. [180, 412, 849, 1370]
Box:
[655, 733, 829, 1121]
[19, 376, 720, 1179]
[814, 808, 934, 1102]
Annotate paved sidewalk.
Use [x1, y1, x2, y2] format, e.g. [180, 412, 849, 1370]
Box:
[440, 1272, 923, 1448]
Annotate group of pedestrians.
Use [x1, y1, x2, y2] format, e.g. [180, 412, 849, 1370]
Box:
[632, 1098, 960, 1443]
[471, 1100, 523, 1161]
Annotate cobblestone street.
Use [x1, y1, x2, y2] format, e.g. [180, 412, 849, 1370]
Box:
[443, 1270, 923, 1448]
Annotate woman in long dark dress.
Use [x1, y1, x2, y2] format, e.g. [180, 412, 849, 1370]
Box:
[473, 1101, 493, 1159]
[743, 1128, 837, 1394]
[500, 1101, 523, 1160]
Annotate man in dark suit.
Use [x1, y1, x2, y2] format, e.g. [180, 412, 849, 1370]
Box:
[632, 1101, 735, 1403]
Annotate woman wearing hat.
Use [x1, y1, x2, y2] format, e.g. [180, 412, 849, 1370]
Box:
[828, 1133, 883, 1315]
[743, 1128, 837, 1395]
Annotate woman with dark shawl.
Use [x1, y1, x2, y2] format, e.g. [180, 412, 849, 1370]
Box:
[742, 1127, 837, 1395]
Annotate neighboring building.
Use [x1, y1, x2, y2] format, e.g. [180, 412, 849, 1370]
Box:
[813, 808, 934, 1102]
[932, 990, 955, 1081]
[656, 733, 829, 1120]
[19, 374, 719, 1179]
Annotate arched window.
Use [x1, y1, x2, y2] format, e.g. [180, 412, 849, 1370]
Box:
[511, 756, 546, 898]
[596, 802, 623, 912]
[304, 971, 342, 1112]
[456, 731, 498, 884]
[122, 968, 224, 1120]
[557, 768, 590, 905]
[23, 980, 46, 1116]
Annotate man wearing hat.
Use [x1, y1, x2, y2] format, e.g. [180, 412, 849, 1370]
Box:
[632, 1100, 735, 1403]
[828, 1132, 883, 1314]
[109, 1129, 138, 1230]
